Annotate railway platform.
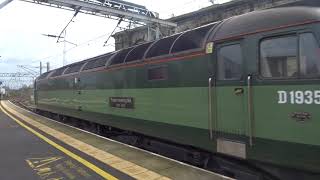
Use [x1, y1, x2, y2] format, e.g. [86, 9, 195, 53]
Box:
[0, 100, 232, 180]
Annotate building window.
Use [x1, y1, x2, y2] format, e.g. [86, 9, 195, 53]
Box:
[217, 44, 243, 80]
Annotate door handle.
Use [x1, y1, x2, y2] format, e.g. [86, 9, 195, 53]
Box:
[247, 75, 254, 146]
[208, 76, 215, 139]
[234, 88, 244, 95]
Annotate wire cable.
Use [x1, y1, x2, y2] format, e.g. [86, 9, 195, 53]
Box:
[57, 9, 80, 43]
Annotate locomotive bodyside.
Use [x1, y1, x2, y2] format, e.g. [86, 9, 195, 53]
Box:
[34, 7, 320, 178]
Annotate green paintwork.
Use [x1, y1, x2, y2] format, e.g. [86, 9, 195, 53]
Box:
[215, 86, 248, 136]
[38, 84, 320, 146]
[36, 73, 320, 174]
[253, 85, 320, 146]
[36, 89, 320, 173]
[38, 87, 208, 129]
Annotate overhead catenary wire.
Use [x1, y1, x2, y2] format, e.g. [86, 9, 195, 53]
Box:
[29, 0, 225, 67]
[0, 0, 14, 10]
[34, 12, 122, 65]
[32, 30, 116, 66]
[57, 9, 80, 43]
[103, 17, 123, 46]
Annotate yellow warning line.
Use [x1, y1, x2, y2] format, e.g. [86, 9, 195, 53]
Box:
[0, 103, 118, 180]
[2, 101, 172, 180]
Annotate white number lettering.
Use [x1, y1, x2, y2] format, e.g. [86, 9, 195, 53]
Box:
[295, 91, 304, 104]
[314, 90, 320, 104]
[304, 91, 313, 104]
[289, 91, 295, 104]
[278, 91, 287, 104]
[277, 90, 320, 105]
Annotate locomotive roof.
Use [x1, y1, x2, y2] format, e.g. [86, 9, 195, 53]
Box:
[211, 6, 320, 41]
[37, 6, 320, 80]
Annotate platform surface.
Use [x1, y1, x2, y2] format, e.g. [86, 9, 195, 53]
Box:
[0, 100, 232, 180]
[0, 102, 133, 180]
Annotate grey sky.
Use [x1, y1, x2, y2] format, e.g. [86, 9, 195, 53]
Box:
[0, 0, 231, 75]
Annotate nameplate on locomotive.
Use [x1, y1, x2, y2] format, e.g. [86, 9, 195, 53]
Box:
[109, 97, 134, 109]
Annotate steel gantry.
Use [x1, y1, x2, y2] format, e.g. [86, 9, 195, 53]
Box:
[20, 0, 177, 64]
[20, 0, 177, 27]
[0, 73, 36, 78]
[0, 73, 36, 89]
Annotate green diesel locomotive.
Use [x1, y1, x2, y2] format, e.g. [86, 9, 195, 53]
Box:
[34, 6, 320, 180]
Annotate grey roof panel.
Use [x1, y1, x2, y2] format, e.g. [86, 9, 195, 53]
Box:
[210, 7, 320, 41]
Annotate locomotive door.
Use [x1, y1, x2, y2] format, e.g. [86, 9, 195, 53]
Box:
[209, 41, 248, 158]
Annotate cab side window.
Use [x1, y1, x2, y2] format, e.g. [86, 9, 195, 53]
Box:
[218, 44, 243, 80]
[260, 36, 298, 78]
[299, 33, 320, 77]
[260, 33, 320, 79]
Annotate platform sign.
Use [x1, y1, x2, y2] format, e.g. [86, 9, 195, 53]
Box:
[109, 97, 134, 109]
